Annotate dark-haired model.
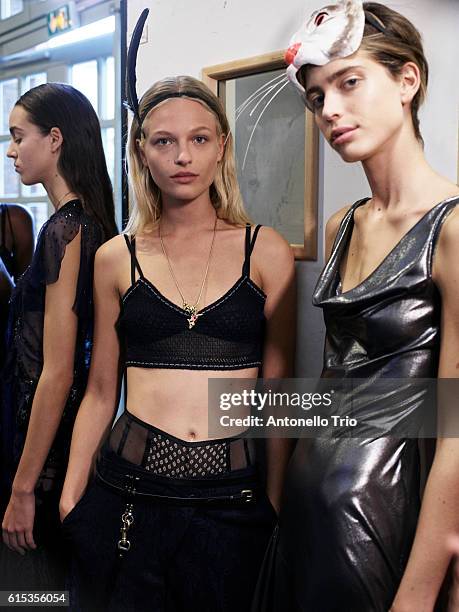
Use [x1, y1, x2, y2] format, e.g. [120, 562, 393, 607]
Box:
[254, 2, 459, 611]
[0, 83, 117, 590]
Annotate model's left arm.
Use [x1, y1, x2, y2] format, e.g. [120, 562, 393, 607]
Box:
[391, 208, 459, 612]
[255, 227, 296, 513]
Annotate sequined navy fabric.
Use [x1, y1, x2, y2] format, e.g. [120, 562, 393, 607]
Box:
[0, 200, 104, 503]
[116, 224, 266, 370]
[256, 196, 459, 612]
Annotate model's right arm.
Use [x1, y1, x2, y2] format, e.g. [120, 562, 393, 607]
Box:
[59, 238, 123, 520]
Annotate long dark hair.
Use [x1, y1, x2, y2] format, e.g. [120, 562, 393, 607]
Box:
[16, 83, 117, 240]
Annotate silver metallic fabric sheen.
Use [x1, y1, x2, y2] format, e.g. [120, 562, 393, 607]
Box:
[253, 196, 459, 612]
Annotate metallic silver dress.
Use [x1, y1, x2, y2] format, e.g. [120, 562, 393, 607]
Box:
[253, 196, 459, 612]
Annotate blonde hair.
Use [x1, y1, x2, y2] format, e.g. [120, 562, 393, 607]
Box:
[125, 76, 250, 235]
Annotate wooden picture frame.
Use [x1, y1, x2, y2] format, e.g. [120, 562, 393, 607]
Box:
[202, 50, 319, 260]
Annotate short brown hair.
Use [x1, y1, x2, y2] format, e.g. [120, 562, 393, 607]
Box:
[298, 2, 429, 144]
[360, 2, 428, 144]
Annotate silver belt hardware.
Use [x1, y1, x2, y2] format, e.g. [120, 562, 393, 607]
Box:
[118, 502, 134, 553]
[241, 489, 254, 502]
[117, 474, 139, 555]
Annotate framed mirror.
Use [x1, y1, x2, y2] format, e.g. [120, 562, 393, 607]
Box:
[203, 50, 319, 260]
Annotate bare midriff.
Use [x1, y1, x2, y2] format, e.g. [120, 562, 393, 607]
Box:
[125, 366, 258, 441]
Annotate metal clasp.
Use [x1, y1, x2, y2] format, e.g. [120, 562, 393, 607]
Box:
[117, 502, 134, 555]
[117, 534, 131, 552]
[241, 489, 254, 503]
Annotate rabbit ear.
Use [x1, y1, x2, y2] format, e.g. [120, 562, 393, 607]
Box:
[126, 8, 149, 125]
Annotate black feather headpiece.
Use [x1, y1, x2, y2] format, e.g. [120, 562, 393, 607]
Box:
[125, 7, 205, 128]
[126, 8, 149, 125]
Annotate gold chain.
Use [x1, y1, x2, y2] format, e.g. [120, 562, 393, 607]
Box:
[159, 216, 218, 329]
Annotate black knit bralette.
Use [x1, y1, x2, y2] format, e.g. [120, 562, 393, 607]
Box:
[116, 224, 266, 370]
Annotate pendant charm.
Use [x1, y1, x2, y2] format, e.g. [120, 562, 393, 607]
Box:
[183, 303, 202, 329]
[187, 312, 201, 329]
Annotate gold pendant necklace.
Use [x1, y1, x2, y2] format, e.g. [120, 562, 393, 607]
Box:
[159, 217, 218, 329]
[182, 303, 201, 329]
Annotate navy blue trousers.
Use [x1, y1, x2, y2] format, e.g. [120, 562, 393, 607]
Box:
[63, 451, 276, 612]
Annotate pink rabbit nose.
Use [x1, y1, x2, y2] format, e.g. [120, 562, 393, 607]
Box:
[284, 42, 301, 65]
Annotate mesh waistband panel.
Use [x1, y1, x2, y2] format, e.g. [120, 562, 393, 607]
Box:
[107, 411, 254, 478]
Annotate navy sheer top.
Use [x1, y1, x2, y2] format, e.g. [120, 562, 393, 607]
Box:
[0, 200, 104, 499]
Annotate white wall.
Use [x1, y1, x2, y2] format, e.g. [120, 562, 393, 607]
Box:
[128, 0, 459, 376]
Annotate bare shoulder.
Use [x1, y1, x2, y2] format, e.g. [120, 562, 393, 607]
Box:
[252, 226, 294, 266]
[96, 234, 128, 260]
[8, 204, 33, 226]
[326, 204, 352, 242]
[218, 220, 293, 264]
[432, 196, 459, 288]
[324, 204, 353, 259]
[251, 226, 295, 292]
[436, 200, 459, 251]
[92, 235, 132, 299]
[95, 234, 130, 277]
